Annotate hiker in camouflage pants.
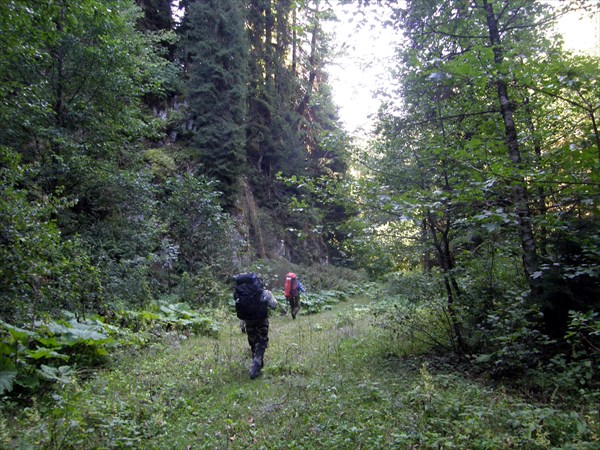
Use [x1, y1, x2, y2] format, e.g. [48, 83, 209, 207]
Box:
[244, 289, 277, 378]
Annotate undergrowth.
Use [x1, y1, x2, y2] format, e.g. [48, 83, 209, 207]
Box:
[0, 303, 219, 401]
[2, 293, 598, 449]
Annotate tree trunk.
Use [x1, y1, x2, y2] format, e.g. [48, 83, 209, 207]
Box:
[292, 5, 297, 75]
[243, 179, 266, 259]
[524, 97, 548, 256]
[483, 0, 540, 287]
[53, 7, 66, 128]
[589, 110, 600, 165]
[265, 0, 274, 91]
[426, 211, 467, 354]
[297, 5, 320, 121]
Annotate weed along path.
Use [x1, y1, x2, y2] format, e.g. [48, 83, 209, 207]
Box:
[14, 295, 598, 449]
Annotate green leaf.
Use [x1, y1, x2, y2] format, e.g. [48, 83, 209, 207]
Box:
[36, 336, 60, 347]
[27, 347, 69, 361]
[38, 365, 73, 384]
[0, 370, 18, 394]
[475, 354, 492, 363]
[0, 341, 15, 357]
[46, 321, 108, 342]
[15, 373, 41, 390]
[0, 321, 35, 343]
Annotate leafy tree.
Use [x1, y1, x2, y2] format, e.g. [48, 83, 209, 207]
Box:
[246, 0, 298, 179]
[0, 0, 171, 225]
[161, 174, 235, 274]
[1, 1, 160, 160]
[245, 0, 346, 181]
[135, 0, 173, 31]
[0, 0, 177, 312]
[355, 0, 600, 358]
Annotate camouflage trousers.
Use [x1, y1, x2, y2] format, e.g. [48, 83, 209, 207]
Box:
[244, 318, 269, 358]
[287, 295, 300, 319]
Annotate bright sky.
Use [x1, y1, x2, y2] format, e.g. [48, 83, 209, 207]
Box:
[326, 3, 600, 136]
[324, 3, 398, 134]
[555, 7, 600, 55]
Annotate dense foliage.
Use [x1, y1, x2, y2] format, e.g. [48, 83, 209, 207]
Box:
[3, 292, 598, 448]
[0, 0, 598, 432]
[342, 0, 599, 390]
[179, 0, 248, 207]
[0, 0, 348, 320]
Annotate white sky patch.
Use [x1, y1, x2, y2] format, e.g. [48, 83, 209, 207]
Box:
[554, 7, 600, 55]
[324, 3, 398, 135]
[172, 0, 183, 23]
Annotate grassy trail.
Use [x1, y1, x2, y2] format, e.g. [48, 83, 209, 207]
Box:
[107, 296, 403, 449]
[10, 296, 599, 449]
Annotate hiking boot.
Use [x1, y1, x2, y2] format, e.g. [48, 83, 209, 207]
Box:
[249, 355, 263, 379]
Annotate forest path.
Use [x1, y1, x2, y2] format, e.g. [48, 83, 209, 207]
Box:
[88, 295, 418, 448]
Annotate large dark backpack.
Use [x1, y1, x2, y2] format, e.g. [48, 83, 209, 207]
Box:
[234, 273, 268, 321]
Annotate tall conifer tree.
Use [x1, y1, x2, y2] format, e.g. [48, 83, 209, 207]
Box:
[136, 0, 173, 31]
[182, 0, 249, 207]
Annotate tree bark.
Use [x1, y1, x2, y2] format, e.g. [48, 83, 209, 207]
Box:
[297, 5, 320, 120]
[589, 111, 600, 165]
[524, 97, 548, 256]
[426, 210, 466, 353]
[53, 6, 66, 128]
[482, 0, 540, 287]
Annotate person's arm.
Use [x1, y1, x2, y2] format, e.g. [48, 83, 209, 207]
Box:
[297, 281, 306, 293]
[262, 290, 278, 308]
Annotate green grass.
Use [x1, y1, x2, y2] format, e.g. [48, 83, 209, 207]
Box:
[3, 296, 598, 449]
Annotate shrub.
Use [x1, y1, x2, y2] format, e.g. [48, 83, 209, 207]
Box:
[371, 295, 456, 354]
[246, 259, 369, 294]
[0, 147, 101, 325]
[175, 269, 230, 309]
[382, 271, 446, 304]
[113, 303, 220, 337]
[300, 290, 348, 315]
[0, 317, 115, 396]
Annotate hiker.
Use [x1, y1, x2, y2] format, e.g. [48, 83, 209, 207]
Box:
[233, 273, 278, 379]
[283, 272, 306, 319]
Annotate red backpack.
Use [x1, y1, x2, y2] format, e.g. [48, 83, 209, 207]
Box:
[284, 272, 298, 298]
